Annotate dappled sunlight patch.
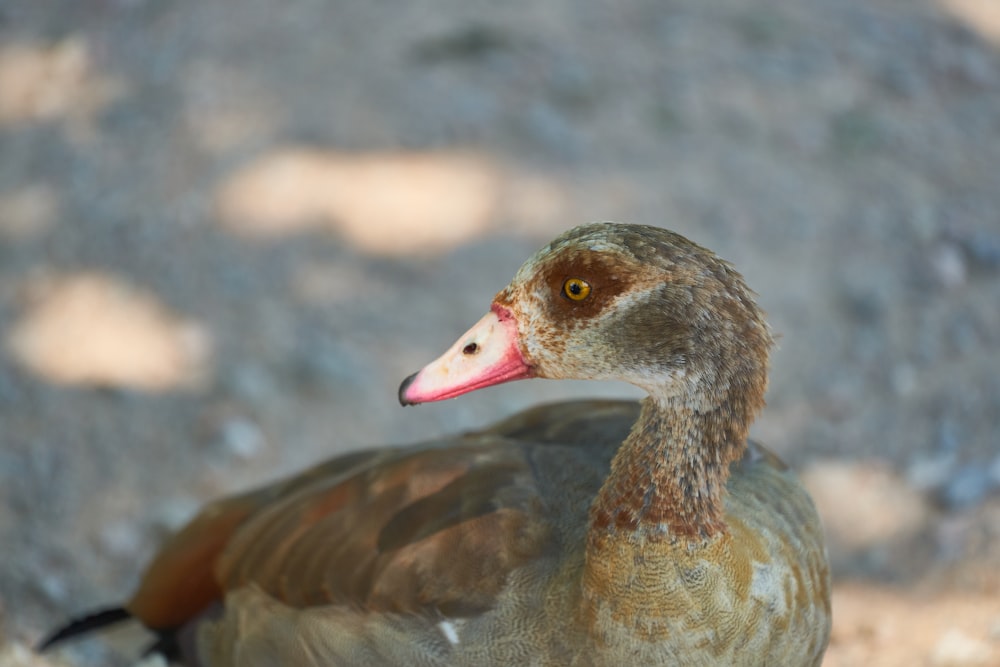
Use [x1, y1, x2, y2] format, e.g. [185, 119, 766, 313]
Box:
[800, 459, 929, 568]
[214, 149, 502, 255]
[6, 272, 212, 392]
[0, 37, 123, 137]
[939, 0, 1000, 45]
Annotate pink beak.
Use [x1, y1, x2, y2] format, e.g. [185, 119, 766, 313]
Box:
[399, 305, 534, 405]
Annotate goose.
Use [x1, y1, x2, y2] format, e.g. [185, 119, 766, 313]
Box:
[42, 222, 831, 666]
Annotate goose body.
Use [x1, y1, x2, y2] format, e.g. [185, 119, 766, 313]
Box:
[44, 223, 831, 666]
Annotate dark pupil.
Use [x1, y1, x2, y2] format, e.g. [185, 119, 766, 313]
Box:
[569, 282, 581, 295]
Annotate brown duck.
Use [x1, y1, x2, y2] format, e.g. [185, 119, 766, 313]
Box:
[43, 223, 831, 666]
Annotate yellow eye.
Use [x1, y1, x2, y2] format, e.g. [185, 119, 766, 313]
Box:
[563, 277, 592, 301]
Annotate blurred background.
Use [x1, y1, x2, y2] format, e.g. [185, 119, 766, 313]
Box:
[1, 1, 998, 665]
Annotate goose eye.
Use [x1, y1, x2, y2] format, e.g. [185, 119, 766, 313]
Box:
[562, 278, 592, 301]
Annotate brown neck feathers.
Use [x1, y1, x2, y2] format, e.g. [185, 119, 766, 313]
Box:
[589, 388, 760, 543]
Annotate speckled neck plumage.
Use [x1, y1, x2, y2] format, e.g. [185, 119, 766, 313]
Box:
[590, 392, 756, 543]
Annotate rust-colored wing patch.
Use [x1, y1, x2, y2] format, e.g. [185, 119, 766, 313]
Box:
[212, 441, 553, 618]
[126, 491, 267, 630]
[126, 449, 384, 630]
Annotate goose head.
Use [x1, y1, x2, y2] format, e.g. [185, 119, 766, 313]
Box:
[400, 222, 772, 418]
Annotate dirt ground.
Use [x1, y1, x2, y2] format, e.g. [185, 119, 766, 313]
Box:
[1, 0, 998, 665]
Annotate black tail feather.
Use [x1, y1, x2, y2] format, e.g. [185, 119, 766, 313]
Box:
[37, 607, 133, 652]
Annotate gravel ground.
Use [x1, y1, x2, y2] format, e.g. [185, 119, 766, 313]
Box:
[1, 1, 999, 665]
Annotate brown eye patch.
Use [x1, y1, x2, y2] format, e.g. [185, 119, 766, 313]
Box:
[541, 253, 633, 319]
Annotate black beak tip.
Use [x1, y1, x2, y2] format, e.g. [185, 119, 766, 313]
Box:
[398, 372, 418, 406]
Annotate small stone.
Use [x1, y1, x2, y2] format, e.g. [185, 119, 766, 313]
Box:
[220, 417, 266, 461]
[930, 628, 993, 666]
[929, 242, 967, 288]
[36, 573, 68, 604]
[135, 652, 170, 667]
[0, 643, 47, 667]
[98, 519, 142, 558]
[149, 496, 200, 534]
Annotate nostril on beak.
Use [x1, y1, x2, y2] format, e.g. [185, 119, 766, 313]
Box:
[463, 343, 479, 355]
